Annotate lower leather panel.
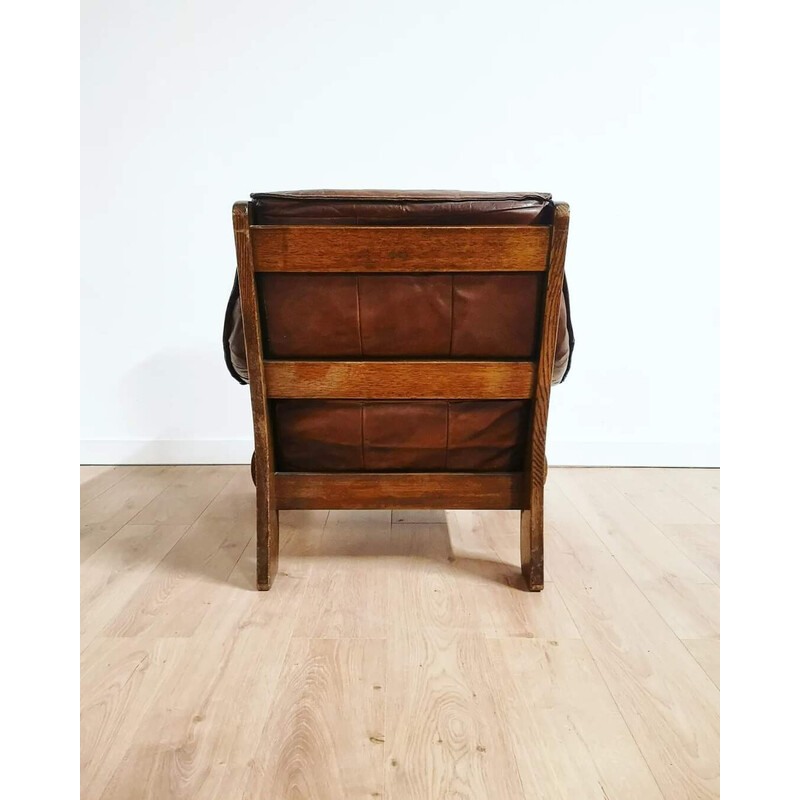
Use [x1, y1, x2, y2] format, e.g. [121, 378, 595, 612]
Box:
[273, 400, 529, 472]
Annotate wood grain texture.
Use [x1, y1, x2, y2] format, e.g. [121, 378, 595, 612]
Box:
[611, 469, 720, 584]
[263, 359, 536, 399]
[81, 465, 720, 800]
[385, 522, 525, 799]
[553, 469, 719, 640]
[243, 638, 386, 799]
[100, 476, 253, 638]
[81, 466, 135, 506]
[251, 225, 550, 272]
[445, 509, 580, 639]
[93, 545, 311, 800]
[239, 201, 568, 589]
[81, 466, 182, 561]
[292, 510, 392, 639]
[683, 638, 720, 689]
[234, 202, 279, 589]
[651, 467, 721, 523]
[545, 478, 720, 798]
[81, 637, 187, 799]
[660, 523, 720, 585]
[80, 523, 189, 651]
[520, 202, 569, 590]
[275, 472, 525, 510]
[488, 637, 664, 799]
[606, 467, 716, 525]
[129, 465, 235, 525]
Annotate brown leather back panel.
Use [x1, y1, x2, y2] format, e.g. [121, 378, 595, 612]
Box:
[226, 190, 572, 474]
[274, 400, 528, 472]
[258, 272, 544, 359]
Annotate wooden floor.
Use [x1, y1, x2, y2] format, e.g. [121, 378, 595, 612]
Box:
[81, 466, 720, 800]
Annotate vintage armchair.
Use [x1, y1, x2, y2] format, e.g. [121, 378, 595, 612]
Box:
[224, 191, 572, 591]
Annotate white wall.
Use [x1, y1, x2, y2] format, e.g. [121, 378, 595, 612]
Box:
[81, 0, 719, 466]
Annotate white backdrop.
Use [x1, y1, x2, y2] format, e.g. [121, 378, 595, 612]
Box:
[81, 0, 719, 466]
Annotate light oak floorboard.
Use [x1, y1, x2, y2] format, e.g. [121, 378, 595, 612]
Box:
[605, 467, 716, 526]
[81, 466, 186, 561]
[81, 637, 188, 800]
[292, 510, 393, 639]
[243, 638, 386, 800]
[81, 465, 720, 800]
[654, 468, 720, 523]
[391, 509, 448, 524]
[446, 509, 580, 639]
[80, 523, 189, 651]
[552, 469, 719, 640]
[683, 638, 720, 689]
[659, 523, 720, 586]
[130, 465, 237, 525]
[101, 470, 255, 638]
[487, 637, 663, 799]
[545, 481, 720, 799]
[385, 525, 525, 799]
[97, 551, 309, 800]
[80, 465, 135, 506]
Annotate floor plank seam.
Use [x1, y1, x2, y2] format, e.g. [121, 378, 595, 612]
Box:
[555, 475, 719, 644]
[130, 465, 232, 526]
[80, 466, 133, 507]
[81, 467, 719, 799]
[545, 554, 668, 799]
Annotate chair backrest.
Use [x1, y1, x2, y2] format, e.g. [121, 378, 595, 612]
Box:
[233, 191, 569, 512]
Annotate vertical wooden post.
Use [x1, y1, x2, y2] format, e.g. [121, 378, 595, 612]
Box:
[520, 203, 570, 590]
[233, 202, 279, 589]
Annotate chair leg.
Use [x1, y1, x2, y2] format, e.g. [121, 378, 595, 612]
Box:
[254, 458, 279, 590]
[520, 483, 544, 591]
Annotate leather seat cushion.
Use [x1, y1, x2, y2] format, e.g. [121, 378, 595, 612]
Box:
[250, 189, 554, 226]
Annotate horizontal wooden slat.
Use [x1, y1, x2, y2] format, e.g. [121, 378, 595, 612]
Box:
[263, 361, 536, 399]
[251, 225, 550, 272]
[275, 472, 524, 510]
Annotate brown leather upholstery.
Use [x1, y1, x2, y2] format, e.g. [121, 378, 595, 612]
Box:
[274, 400, 528, 472]
[223, 191, 574, 475]
[258, 272, 544, 358]
[249, 189, 555, 226]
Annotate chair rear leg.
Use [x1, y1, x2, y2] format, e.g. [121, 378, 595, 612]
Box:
[255, 478, 279, 591]
[520, 483, 544, 591]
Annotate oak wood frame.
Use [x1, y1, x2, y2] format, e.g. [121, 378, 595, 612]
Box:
[233, 201, 569, 590]
[251, 225, 550, 272]
[263, 360, 536, 399]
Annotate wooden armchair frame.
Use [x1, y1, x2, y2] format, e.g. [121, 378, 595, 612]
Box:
[232, 201, 569, 591]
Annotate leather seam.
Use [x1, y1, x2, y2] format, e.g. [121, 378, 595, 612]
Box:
[360, 402, 366, 470]
[444, 402, 450, 471]
[355, 276, 364, 356]
[448, 275, 455, 356]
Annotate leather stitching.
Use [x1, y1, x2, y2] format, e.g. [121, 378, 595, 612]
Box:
[448, 275, 455, 357]
[355, 276, 364, 356]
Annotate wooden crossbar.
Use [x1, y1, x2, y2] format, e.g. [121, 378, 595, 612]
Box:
[251, 225, 550, 272]
[262, 360, 536, 399]
[274, 472, 524, 510]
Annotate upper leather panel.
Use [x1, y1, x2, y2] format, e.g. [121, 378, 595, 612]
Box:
[249, 190, 554, 226]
